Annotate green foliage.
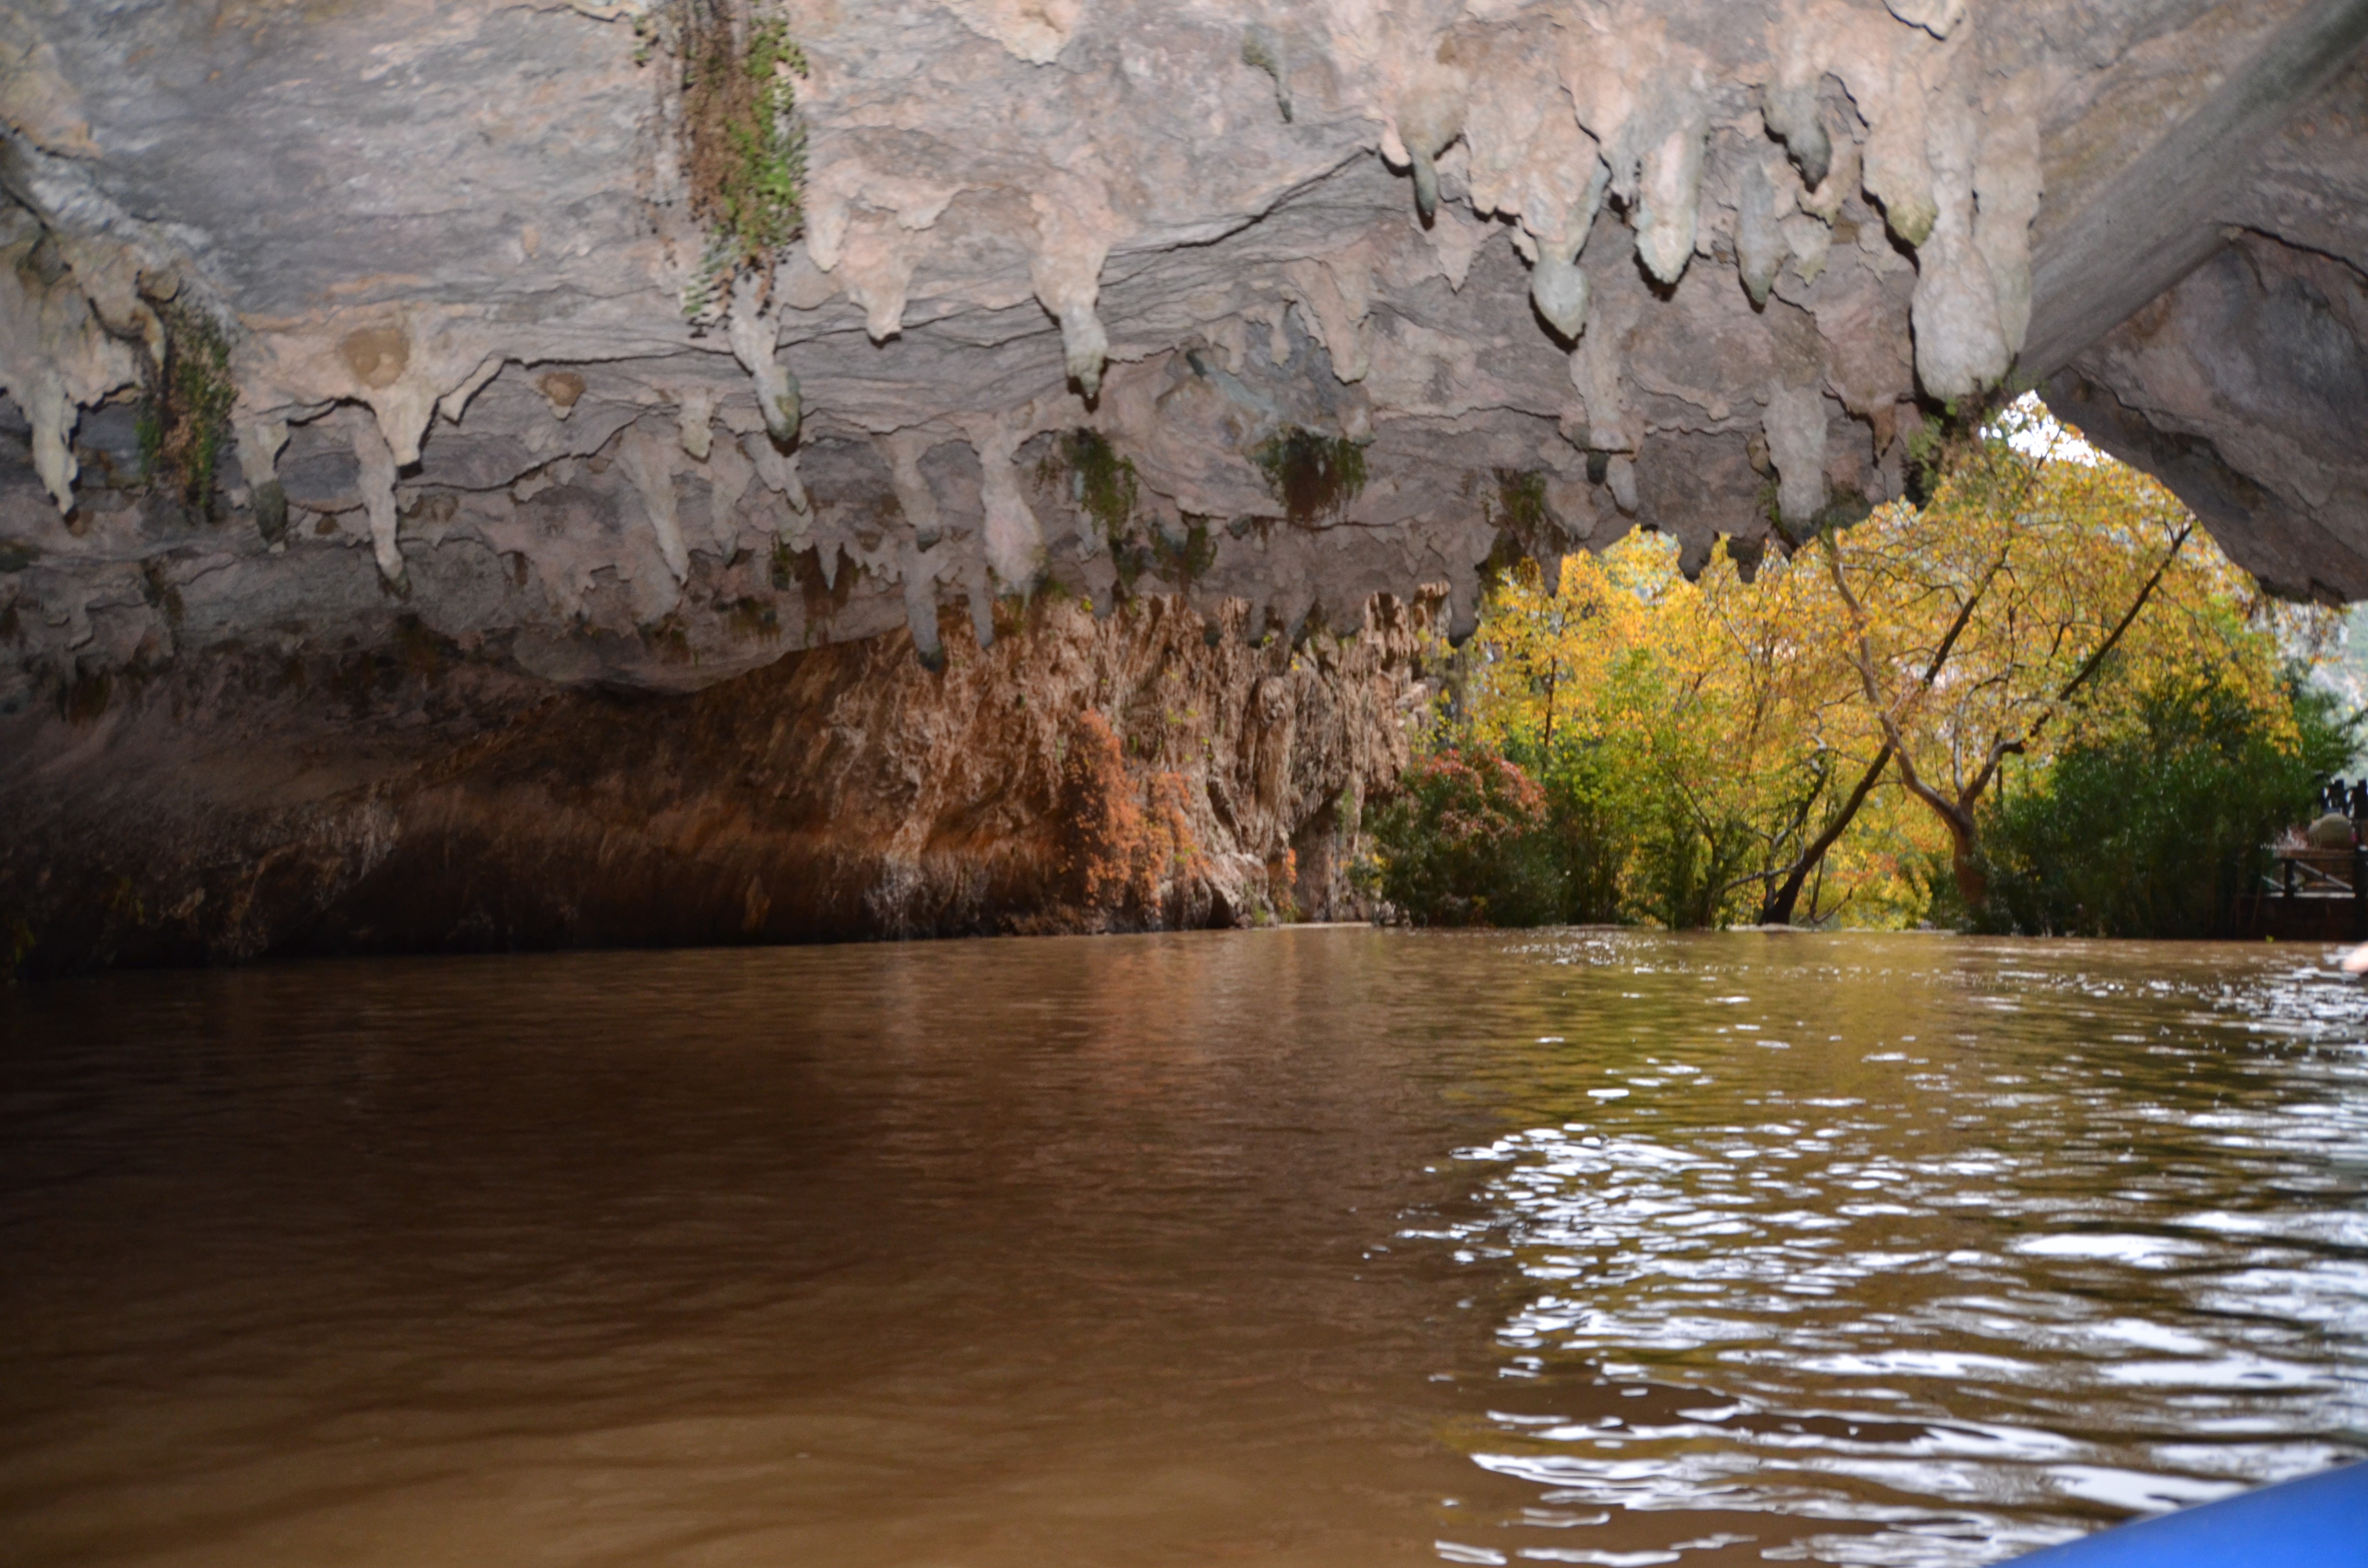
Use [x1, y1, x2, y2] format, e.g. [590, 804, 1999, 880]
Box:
[1480, 469, 1556, 591]
[1902, 420, 1945, 506]
[142, 297, 236, 512]
[1151, 518, 1218, 585]
[1252, 427, 1366, 524]
[1380, 399, 2344, 938]
[1523, 737, 1640, 925]
[253, 480, 288, 544]
[1516, 727, 1762, 931]
[679, 235, 740, 324]
[1767, 480, 1875, 549]
[1628, 788, 1761, 931]
[1814, 492, 1874, 536]
[1492, 468, 1550, 536]
[1045, 428, 1138, 542]
[1365, 748, 1561, 926]
[1972, 676, 2358, 938]
[1360, 722, 1723, 930]
[659, 0, 808, 315]
[1440, 539, 1803, 930]
[1042, 429, 1186, 593]
[1478, 530, 1531, 596]
[1900, 397, 2001, 510]
[729, 17, 808, 245]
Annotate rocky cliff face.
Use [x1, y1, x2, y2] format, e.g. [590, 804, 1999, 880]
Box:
[1, 0, 2362, 968]
[0, 589, 1434, 976]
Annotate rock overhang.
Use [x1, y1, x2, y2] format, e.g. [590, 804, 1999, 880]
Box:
[1, 0, 2364, 707]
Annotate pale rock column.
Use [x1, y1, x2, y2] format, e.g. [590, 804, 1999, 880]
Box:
[617, 425, 690, 585]
[727, 276, 799, 445]
[350, 414, 402, 583]
[965, 418, 1046, 592]
[1763, 382, 1830, 531]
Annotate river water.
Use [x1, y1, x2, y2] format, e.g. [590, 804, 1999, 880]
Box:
[3, 930, 2364, 1567]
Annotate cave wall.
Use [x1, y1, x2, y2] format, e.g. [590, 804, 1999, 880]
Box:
[0, 588, 1434, 978]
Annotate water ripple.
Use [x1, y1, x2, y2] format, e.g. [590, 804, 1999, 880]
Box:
[1418, 935, 2368, 1566]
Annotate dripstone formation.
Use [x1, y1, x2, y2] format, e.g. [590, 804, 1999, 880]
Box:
[1, 0, 2363, 970]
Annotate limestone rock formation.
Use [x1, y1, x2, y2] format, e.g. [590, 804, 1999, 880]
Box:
[4, 0, 2365, 707]
[0, 591, 1433, 975]
[1, 0, 2364, 967]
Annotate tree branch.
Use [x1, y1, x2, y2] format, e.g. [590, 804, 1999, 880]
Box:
[2055, 519, 2195, 708]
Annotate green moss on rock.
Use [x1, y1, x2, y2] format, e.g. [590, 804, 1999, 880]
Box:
[139, 297, 236, 514]
[1252, 428, 1366, 524]
[654, 0, 809, 315]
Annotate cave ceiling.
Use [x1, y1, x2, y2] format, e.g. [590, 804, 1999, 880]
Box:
[1, 0, 2365, 700]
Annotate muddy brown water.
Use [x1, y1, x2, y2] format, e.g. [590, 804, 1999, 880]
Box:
[3, 929, 2364, 1567]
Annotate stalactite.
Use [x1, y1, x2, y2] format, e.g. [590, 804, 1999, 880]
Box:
[617, 425, 690, 585]
[350, 414, 403, 584]
[727, 278, 800, 446]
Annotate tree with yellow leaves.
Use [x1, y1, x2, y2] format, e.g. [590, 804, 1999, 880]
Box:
[1431, 400, 2340, 931]
[1468, 531, 1881, 928]
[1821, 402, 2314, 913]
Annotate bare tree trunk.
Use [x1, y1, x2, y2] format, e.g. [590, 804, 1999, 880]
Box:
[1760, 741, 1892, 925]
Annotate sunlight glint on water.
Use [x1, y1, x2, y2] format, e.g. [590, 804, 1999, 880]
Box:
[1414, 932, 2368, 1567]
[2, 929, 2363, 1568]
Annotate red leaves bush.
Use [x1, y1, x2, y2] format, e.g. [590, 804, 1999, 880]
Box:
[1062, 710, 1201, 913]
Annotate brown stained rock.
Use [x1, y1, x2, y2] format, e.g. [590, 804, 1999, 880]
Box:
[0, 590, 1439, 974]
[537, 370, 586, 412]
[338, 327, 410, 391]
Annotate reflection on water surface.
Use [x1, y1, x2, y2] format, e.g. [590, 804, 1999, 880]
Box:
[1418, 933, 2368, 1566]
[2, 930, 2362, 1567]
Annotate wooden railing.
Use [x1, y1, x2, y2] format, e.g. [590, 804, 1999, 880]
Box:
[2246, 843, 2368, 939]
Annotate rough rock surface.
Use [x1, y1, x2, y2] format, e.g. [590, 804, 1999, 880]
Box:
[0, 590, 1433, 976]
[4, 0, 2366, 708]
[1, 0, 2364, 967]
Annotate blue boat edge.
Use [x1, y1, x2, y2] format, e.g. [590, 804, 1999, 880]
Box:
[2006, 1461, 2368, 1565]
